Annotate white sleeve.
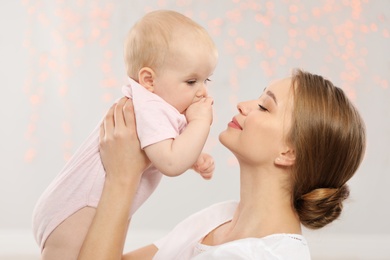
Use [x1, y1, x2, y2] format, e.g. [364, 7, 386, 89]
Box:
[191, 239, 282, 260]
[192, 235, 311, 260]
[152, 201, 238, 260]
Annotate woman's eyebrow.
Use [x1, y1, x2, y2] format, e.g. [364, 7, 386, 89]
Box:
[266, 90, 278, 105]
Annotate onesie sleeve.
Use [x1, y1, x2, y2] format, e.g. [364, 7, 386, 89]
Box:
[134, 99, 187, 149]
[122, 79, 187, 150]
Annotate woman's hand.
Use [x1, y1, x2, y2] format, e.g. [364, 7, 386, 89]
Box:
[99, 97, 150, 184]
[79, 97, 150, 260]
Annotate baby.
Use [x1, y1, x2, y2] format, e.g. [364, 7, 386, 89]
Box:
[32, 10, 218, 259]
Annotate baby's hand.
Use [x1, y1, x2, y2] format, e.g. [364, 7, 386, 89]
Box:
[185, 97, 214, 125]
[192, 153, 214, 180]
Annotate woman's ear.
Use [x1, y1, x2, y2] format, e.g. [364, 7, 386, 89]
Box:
[275, 147, 295, 167]
[138, 67, 155, 92]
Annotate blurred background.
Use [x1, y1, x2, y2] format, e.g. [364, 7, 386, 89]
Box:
[1, 0, 389, 259]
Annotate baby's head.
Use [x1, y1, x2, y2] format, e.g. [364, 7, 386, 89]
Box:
[124, 10, 218, 113]
[124, 10, 217, 80]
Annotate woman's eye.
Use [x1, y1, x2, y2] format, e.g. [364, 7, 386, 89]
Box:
[258, 104, 268, 112]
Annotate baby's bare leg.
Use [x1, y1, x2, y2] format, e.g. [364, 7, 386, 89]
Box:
[42, 207, 96, 260]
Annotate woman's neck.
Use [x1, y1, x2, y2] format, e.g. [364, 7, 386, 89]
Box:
[214, 163, 302, 244]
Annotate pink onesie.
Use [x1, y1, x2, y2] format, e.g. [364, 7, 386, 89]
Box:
[32, 78, 187, 250]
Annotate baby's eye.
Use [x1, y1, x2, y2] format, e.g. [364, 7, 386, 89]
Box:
[258, 104, 268, 112]
[205, 78, 211, 84]
[186, 80, 197, 85]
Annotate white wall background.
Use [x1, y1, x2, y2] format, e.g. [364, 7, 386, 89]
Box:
[1, 0, 389, 259]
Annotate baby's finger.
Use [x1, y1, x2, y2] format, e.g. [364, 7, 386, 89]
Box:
[203, 96, 214, 105]
[201, 161, 215, 173]
[201, 172, 213, 180]
[200, 156, 214, 168]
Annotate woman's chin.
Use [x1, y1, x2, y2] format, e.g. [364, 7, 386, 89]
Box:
[218, 131, 231, 149]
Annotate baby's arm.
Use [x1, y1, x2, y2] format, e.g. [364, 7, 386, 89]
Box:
[144, 97, 213, 177]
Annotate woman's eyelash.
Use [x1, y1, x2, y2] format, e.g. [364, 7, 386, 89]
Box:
[258, 104, 268, 111]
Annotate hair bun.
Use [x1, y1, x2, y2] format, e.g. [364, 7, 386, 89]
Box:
[296, 185, 350, 229]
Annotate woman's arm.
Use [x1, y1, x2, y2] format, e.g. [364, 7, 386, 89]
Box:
[78, 97, 156, 260]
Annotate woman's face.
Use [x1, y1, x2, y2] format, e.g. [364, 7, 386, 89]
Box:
[219, 77, 295, 166]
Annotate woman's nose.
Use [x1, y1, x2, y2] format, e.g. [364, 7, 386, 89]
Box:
[237, 100, 254, 115]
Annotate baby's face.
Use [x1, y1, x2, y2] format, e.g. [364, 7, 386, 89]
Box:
[151, 43, 218, 114]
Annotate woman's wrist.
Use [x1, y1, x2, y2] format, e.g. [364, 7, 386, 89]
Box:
[104, 169, 142, 197]
[79, 172, 138, 260]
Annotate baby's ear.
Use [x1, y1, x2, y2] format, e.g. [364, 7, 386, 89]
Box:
[138, 67, 155, 92]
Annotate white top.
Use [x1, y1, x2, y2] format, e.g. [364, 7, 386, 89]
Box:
[153, 201, 311, 260]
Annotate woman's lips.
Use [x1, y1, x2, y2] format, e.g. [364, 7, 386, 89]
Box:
[228, 117, 242, 130]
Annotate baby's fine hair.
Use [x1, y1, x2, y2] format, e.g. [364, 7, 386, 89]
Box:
[124, 10, 217, 80]
[289, 69, 366, 229]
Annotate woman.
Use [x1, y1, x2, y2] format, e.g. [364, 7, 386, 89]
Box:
[79, 69, 366, 259]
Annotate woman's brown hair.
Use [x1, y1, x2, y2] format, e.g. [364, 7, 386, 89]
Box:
[289, 69, 366, 229]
